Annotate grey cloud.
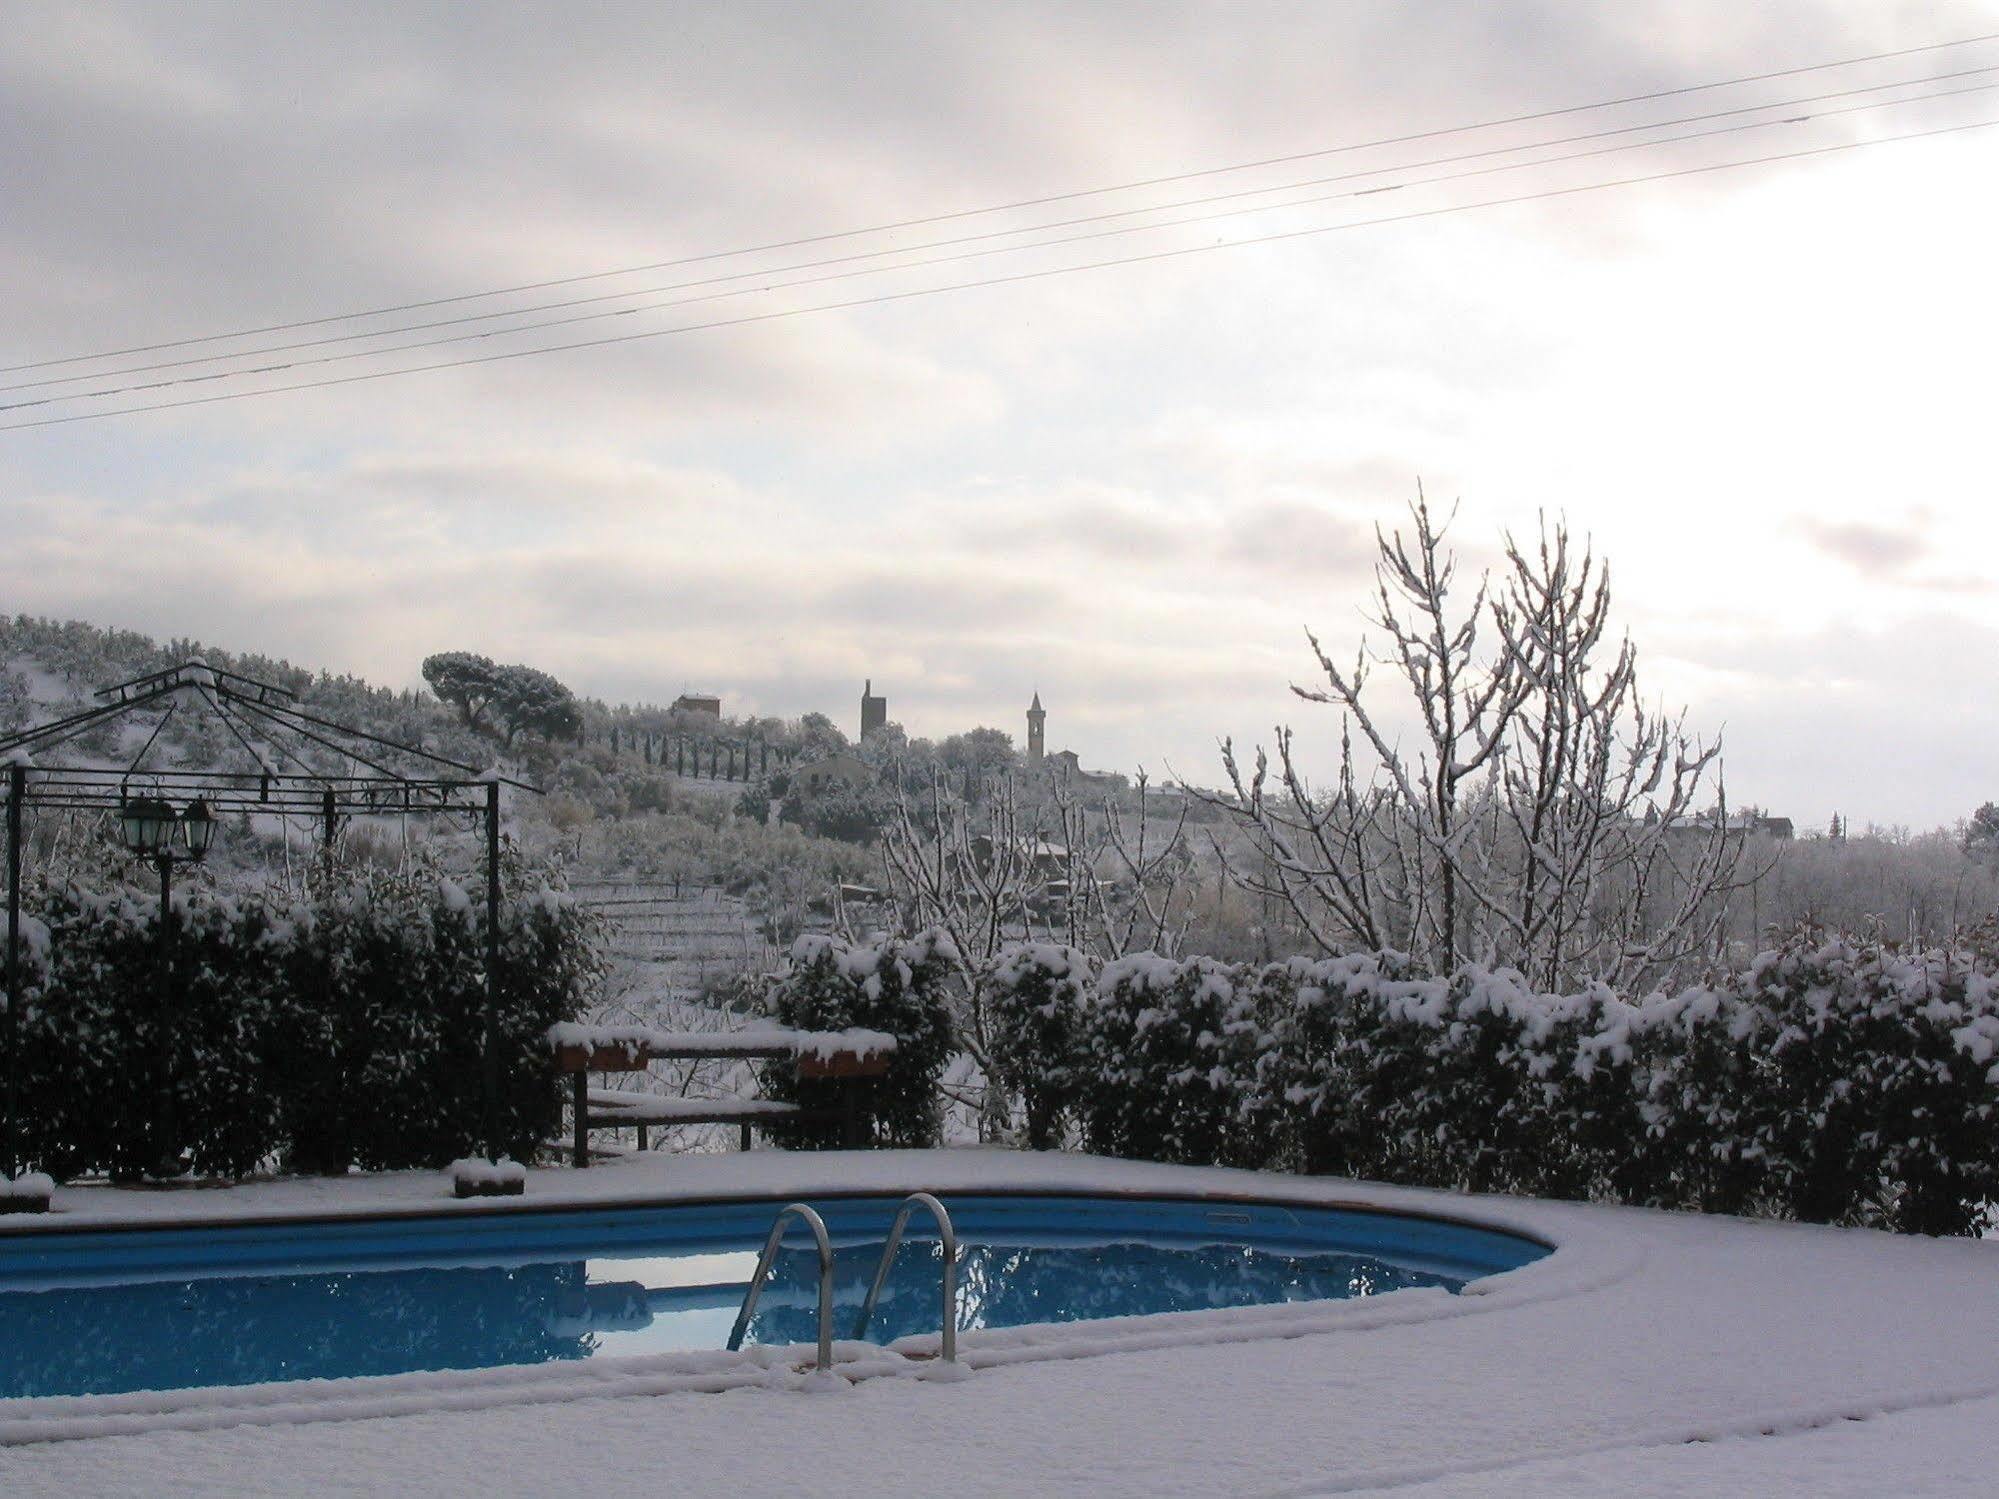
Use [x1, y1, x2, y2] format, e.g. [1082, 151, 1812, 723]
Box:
[961, 485, 1374, 583]
[1661, 613, 1993, 699]
[1799, 518, 1926, 576]
[1221, 501, 1376, 580]
[513, 551, 1069, 640]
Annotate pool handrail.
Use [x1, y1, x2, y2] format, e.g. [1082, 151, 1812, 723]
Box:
[851, 1191, 958, 1364]
[725, 1201, 834, 1372]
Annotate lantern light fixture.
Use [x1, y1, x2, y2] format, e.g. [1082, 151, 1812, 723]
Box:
[180, 798, 217, 861]
[117, 796, 179, 858]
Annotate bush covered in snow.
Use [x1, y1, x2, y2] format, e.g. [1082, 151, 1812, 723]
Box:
[759, 929, 957, 1148]
[1076, 954, 1268, 1169]
[983, 933, 1999, 1236]
[1724, 939, 1999, 1234]
[983, 943, 1094, 1150]
[11, 860, 603, 1181]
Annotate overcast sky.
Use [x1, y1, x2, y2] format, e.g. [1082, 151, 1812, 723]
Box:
[2, 1, 1996, 830]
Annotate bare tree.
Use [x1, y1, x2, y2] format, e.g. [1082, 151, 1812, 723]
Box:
[1050, 772, 1195, 960]
[877, 768, 1199, 1064]
[1208, 495, 1751, 989]
[1485, 517, 1754, 988]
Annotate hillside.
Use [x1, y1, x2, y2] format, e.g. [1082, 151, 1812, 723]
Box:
[0, 614, 873, 998]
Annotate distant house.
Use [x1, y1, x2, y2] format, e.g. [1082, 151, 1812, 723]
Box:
[672, 693, 721, 717]
[1028, 697, 1126, 791]
[791, 752, 875, 795]
[970, 834, 1070, 877]
[1665, 810, 1794, 840]
[1044, 747, 1126, 792]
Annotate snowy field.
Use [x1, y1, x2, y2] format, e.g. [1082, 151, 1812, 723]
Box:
[3, 1150, 1998, 1496]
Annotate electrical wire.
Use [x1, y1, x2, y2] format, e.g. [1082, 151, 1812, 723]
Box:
[5, 29, 1996, 376]
[4, 113, 1991, 435]
[7, 62, 1992, 401]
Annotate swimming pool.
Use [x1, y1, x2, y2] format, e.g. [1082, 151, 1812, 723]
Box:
[0, 1192, 1546, 1400]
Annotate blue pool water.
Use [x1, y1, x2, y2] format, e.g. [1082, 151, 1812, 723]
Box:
[0, 1193, 1545, 1400]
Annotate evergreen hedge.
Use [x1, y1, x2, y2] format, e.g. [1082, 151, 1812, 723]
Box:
[1076, 953, 1268, 1169]
[10, 863, 602, 1180]
[758, 928, 957, 1149]
[982, 942, 1092, 1150]
[984, 932, 1999, 1236]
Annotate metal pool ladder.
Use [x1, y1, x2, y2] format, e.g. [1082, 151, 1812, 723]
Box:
[726, 1202, 835, 1372]
[853, 1191, 959, 1365]
[725, 1193, 961, 1374]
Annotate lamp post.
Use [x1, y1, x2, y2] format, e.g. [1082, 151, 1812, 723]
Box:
[116, 794, 217, 1177]
[3, 759, 26, 1198]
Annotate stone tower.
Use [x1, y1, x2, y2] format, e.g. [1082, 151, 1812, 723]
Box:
[1026, 691, 1045, 764]
[860, 679, 887, 741]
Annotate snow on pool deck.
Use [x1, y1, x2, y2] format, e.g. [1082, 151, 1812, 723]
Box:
[3, 1148, 1998, 1496]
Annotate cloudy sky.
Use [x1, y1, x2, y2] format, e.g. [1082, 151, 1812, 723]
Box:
[2, 1, 1995, 830]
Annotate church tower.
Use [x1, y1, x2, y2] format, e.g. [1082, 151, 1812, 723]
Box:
[860, 679, 887, 740]
[1026, 691, 1045, 764]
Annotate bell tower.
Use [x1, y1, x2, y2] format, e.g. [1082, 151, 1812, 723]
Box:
[1026, 691, 1045, 764]
[860, 679, 887, 741]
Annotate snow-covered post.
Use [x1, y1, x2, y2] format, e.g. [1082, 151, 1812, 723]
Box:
[483, 774, 503, 1169]
[153, 841, 177, 1176]
[3, 757, 22, 1187]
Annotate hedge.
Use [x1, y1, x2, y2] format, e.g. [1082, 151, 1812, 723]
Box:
[9, 862, 602, 1180]
[983, 932, 1999, 1236]
[982, 942, 1091, 1150]
[758, 928, 957, 1149]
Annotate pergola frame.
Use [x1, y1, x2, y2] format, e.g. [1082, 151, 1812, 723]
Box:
[0, 660, 539, 1185]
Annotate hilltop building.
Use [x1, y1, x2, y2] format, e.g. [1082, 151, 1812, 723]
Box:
[860, 679, 887, 741]
[1027, 694, 1124, 791]
[672, 692, 721, 717]
[1663, 809, 1795, 840]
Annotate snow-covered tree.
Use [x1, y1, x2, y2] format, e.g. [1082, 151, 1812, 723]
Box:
[1210, 494, 1750, 989]
[488, 664, 581, 746]
[421, 651, 501, 730]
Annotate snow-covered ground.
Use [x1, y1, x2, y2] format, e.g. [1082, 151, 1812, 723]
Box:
[3, 1150, 1997, 1496]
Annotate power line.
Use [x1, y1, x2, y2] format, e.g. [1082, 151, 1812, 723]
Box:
[9, 62, 1992, 401]
[4, 113, 1990, 435]
[13, 82, 1996, 412]
[5, 29, 1996, 376]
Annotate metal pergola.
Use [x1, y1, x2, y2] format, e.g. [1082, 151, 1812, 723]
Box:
[0, 660, 539, 1186]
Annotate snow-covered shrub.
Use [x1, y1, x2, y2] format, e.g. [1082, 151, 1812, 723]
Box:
[983, 942, 1094, 1150]
[15, 887, 165, 1182]
[21, 886, 299, 1180]
[1227, 958, 1330, 1172]
[1262, 931, 1999, 1232]
[1626, 982, 1769, 1215]
[166, 893, 294, 1178]
[13, 859, 601, 1181]
[1261, 951, 1441, 1184]
[1421, 971, 1650, 1202]
[759, 928, 958, 1148]
[1076, 954, 1269, 1168]
[1726, 934, 1999, 1235]
[1259, 956, 1580, 1194]
[274, 865, 603, 1172]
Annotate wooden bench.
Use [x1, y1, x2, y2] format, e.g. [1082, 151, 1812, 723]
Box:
[551, 1028, 894, 1165]
[585, 1088, 806, 1153]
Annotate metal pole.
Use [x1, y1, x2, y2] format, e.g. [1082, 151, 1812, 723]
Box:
[483, 778, 501, 1164]
[157, 852, 177, 1176]
[4, 762, 23, 1182]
